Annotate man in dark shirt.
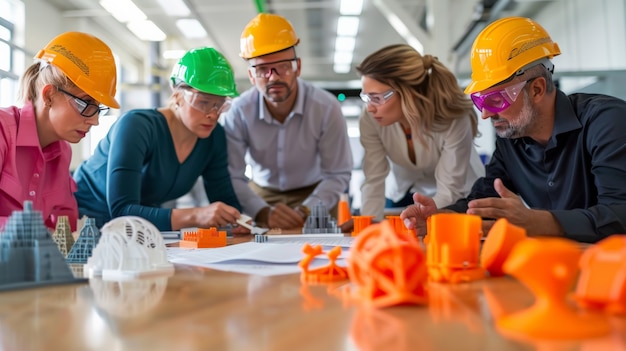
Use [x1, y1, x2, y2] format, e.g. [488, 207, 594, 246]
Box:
[401, 16, 626, 243]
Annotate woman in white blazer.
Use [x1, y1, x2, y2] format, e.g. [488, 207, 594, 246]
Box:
[356, 44, 485, 222]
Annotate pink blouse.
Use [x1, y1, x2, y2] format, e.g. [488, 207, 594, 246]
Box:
[0, 103, 78, 231]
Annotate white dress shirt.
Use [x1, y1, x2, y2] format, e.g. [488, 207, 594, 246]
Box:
[359, 108, 485, 220]
[223, 79, 353, 217]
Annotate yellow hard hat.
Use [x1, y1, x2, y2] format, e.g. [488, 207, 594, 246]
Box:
[465, 17, 561, 94]
[35, 32, 120, 108]
[239, 13, 300, 59]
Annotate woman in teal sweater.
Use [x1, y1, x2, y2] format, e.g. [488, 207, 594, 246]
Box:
[73, 48, 242, 231]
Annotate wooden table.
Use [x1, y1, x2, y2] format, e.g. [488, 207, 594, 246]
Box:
[0, 235, 624, 351]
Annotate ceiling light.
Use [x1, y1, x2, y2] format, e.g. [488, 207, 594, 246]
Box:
[340, 0, 363, 15]
[337, 16, 359, 37]
[127, 20, 167, 41]
[99, 0, 146, 23]
[155, 0, 190, 17]
[334, 64, 351, 74]
[176, 19, 207, 39]
[335, 36, 356, 52]
[333, 51, 353, 65]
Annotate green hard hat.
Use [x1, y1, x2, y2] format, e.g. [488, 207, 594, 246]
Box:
[170, 47, 239, 97]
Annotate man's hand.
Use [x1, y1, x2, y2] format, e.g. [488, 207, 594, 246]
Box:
[467, 178, 563, 236]
[400, 193, 438, 236]
[467, 178, 531, 226]
[266, 203, 306, 229]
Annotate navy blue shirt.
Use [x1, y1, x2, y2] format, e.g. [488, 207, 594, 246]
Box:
[73, 109, 241, 230]
[447, 91, 626, 243]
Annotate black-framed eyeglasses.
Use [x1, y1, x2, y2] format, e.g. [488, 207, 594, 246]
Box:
[248, 58, 298, 79]
[56, 87, 109, 117]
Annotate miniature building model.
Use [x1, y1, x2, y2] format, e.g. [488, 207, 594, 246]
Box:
[302, 203, 341, 234]
[180, 227, 227, 248]
[66, 217, 101, 264]
[0, 201, 83, 291]
[52, 215, 75, 257]
[84, 216, 174, 280]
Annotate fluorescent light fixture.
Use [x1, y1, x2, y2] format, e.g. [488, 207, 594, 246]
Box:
[333, 51, 353, 65]
[340, 0, 363, 15]
[337, 16, 359, 37]
[342, 105, 362, 118]
[386, 13, 424, 53]
[163, 49, 186, 60]
[334, 64, 351, 74]
[99, 0, 146, 23]
[176, 19, 207, 39]
[335, 36, 356, 52]
[127, 20, 167, 41]
[155, 0, 190, 16]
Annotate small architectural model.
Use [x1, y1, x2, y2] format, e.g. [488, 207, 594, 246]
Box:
[385, 215, 416, 237]
[0, 201, 84, 291]
[497, 238, 610, 339]
[575, 235, 626, 315]
[337, 193, 351, 226]
[52, 215, 75, 257]
[254, 234, 268, 243]
[84, 216, 174, 280]
[66, 217, 101, 264]
[180, 227, 227, 248]
[347, 220, 427, 307]
[299, 243, 348, 283]
[351, 215, 374, 236]
[426, 213, 486, 283]
[302, 203, 341, 234]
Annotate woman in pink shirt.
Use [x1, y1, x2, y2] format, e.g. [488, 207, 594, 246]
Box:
[0, 31, 119, 231]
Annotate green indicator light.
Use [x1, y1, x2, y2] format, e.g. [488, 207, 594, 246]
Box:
[337, 93, 346, 102]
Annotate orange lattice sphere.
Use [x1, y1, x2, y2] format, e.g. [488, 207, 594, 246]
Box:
[348, 220, 427, 307]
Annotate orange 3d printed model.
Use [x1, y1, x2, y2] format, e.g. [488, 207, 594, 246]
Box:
[351, 215, 374, 237]
[299, 244, 349, 283]
[575, 235, 626, 315]
[496, 237, 610, 340]
[347, 220, 427, 308]
[480, 218, 527, 277]
[180, 227, 226, 248]
[426, 213, 485, 283]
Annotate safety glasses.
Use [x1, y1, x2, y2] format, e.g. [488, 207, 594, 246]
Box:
[359, 89, 395, 106]
[56, 87, 109, 117]
[249, 58, 298, 79]
[182, 89, 231, 115]
[470, 78, 537, 114]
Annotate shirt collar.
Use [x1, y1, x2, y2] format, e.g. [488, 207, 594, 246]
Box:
[16, 102, 40, 147]
[16, 101, 63, 159]
[515, 90, 582, 149]
[258, 78, 305, 123]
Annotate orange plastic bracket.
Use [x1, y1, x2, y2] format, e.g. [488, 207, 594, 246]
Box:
[497, 238, 610, 339]
[348, 220, 427, 307]
[426, 213, 485, 283]
[575, 235, 626, 315]
[299, 244, 349, 283]
[480, 218, 527, 277]
[180, 227, 227, 248]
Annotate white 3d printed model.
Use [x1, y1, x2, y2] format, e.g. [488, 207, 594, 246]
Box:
[84, 216, 174, 280]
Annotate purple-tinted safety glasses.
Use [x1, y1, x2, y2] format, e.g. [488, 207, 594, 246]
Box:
[470, 78, 536, 114]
